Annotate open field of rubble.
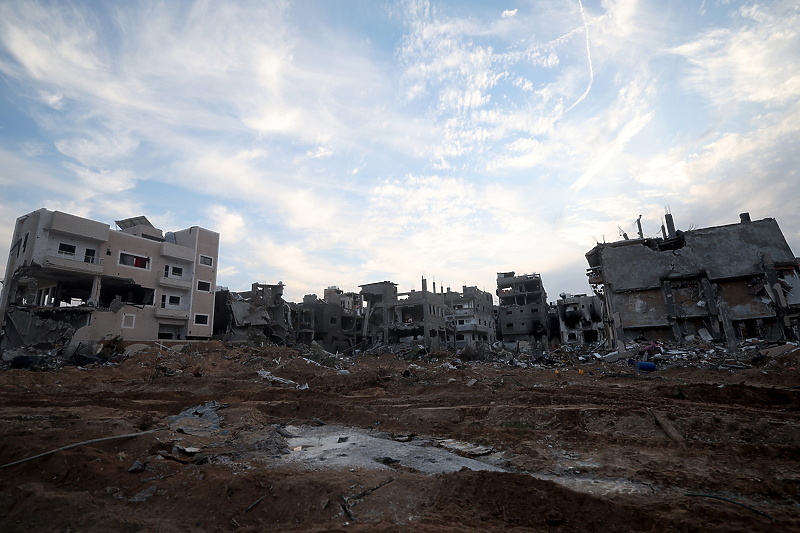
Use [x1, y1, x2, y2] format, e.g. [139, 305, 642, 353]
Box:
[1, 340, 799, 532]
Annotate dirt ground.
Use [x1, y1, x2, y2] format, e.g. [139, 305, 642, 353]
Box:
[1, 341, 798, 532]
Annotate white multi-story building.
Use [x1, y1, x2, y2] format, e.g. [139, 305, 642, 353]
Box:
[0, 209, 219, 352]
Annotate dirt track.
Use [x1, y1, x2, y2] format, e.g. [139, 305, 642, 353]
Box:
[1, 342, 798, 532]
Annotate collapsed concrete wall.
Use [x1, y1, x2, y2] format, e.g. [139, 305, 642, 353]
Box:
[496, 272, 550, 344]
[586, 213, 800, 350]
[213, 283, 293, 344]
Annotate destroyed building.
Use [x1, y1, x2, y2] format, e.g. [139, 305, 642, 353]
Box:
[555, 293, 603, 344]
[390, 278, 451, 350]
[0, 209, 219, 355]
[585, 212, 800, 349]
[288, 287, 364, 353]
[359, 281, 398, 346]
[445, 285, 497, 348]
[359, 278, 454, 350]
[496, 272, 550, 344]
[213, 282, 293, 344]
[321, 286, 363, 352]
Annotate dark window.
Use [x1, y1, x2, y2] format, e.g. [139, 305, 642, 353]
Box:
[330, 317, 338, 325]
[22, 232, 29, 253]
[172, 266, 183, 277]
[119, 252, 150, 269]
[194, 314, 209, 325]
[84, 248, 96, 263]
[197, 281, 211, 292]
[164, 265, 170, 276]
[58, 243, 76, 255]
[506, 323, 514, 328]
[169, 295, 181, 305]
[199, 255, 213, 266]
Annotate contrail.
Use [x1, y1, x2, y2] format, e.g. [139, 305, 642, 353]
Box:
[564, 0, 594, 114]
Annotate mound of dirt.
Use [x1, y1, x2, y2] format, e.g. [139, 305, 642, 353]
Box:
[0, 341, 798, 532]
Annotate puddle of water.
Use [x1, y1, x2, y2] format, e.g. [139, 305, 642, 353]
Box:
[278, 425, 654, 496]
[282, 424, 504, 475]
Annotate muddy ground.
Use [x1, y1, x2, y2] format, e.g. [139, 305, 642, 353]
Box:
[0, 341, 798, 532]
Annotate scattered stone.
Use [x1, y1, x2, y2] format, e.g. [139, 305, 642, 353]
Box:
[127, 460, 146, 473]
[129, 485, 157, 503]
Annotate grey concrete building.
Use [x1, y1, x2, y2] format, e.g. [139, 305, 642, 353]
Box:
[585, 213, 800, 349]
[359, 278, 453, 350]
[359, 281, 398, 346]
[496, 271, 550, 343]
[1, 208, 219, 354]
[446, 285, 497, 348]
[214, 282, 293, 344]
[555, 293, 603, 345]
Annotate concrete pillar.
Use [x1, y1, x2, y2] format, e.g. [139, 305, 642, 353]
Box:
[665, 213, 676, 239]
[661, 281, 683, 341]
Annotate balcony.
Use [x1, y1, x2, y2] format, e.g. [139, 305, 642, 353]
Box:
[456, 323, 491, 334]
[158, 275, 192, 290]
[155, 307, 190, 319]
[161, 241, 195, 262]
[586, 267, 604, 284]
[44, 251, 104, 275]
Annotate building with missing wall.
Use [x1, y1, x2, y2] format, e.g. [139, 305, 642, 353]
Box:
[0, 208, 219, 354]
[585, 213, 800, 350]
[496, 271, 550, 344]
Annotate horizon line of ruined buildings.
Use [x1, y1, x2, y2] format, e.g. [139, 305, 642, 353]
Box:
[2, 208, 800, 357]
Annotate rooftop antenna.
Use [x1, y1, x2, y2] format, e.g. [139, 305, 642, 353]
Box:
[618, 226, 629, 240]
[636, 214, 644, 239]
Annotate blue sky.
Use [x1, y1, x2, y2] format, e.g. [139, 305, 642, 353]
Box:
[1, 0, 798, 303]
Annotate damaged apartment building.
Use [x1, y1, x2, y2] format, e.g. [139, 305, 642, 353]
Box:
[361, 278, 474, 351]
[586, 212, 800, 350]
[496, 272, 550, 346]
[446, 285, 497, 348]
[555, 293, 603, 345]
[213, 282, 293, 345]
[289, 287, 364, 353]
[0, 208, 219, 355]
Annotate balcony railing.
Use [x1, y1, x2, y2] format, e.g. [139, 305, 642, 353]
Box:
[44, 250, 104, 274]
[158, 275, 192, 290]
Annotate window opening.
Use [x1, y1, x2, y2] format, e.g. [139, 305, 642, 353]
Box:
[119, 252, 150, 269]
[58, 243, 76, 256]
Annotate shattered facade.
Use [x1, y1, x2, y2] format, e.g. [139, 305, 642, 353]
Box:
[586, 213, 800, 349]
[389, 278, 451, 350]
[555, 293, 603, 345]
[359, 281, 398, 346]
[359, 278, 456, 350]
[496, 272, 550, 343]
[445, 285, 497, 348]
[214, 282, 293, 344]
[287, 288, 364, 354]
[0, 209, 219, 355]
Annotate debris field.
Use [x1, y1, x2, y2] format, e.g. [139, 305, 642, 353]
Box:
[1, 341, 799, 532]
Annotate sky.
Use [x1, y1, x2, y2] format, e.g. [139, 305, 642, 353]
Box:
[0, 0, 798, 304]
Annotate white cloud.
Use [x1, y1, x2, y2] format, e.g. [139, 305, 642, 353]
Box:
[306, 146, 333, 159]
[669, 0, 800, 105]
[207, 205, 246, 244]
